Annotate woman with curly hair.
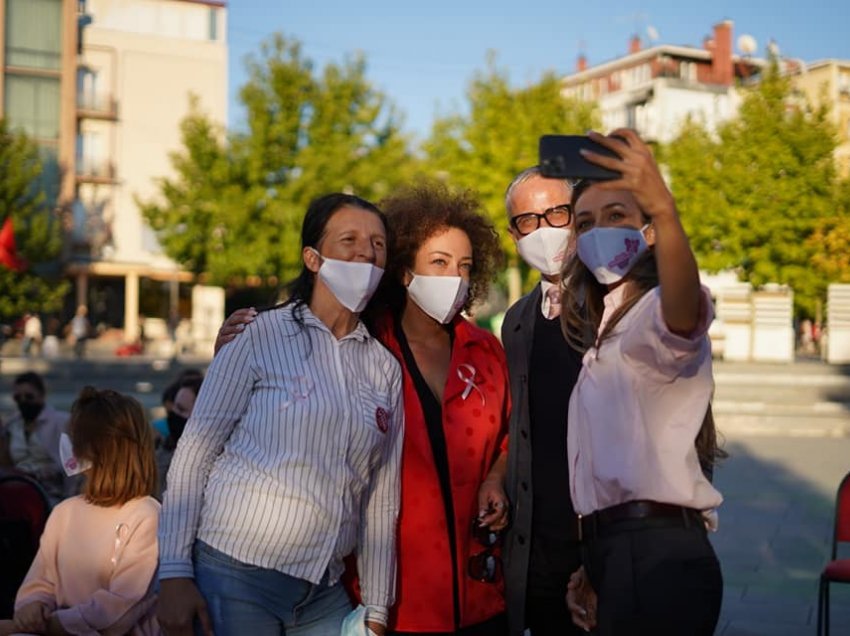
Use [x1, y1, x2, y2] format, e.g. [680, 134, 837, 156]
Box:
[218, 182, 511, 635]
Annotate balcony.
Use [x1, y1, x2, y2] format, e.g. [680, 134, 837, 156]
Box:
[76, 159, 118, 184]
[76, 93, 118, 120]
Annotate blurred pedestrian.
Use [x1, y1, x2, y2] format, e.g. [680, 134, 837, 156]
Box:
[70, 306, 91, 359]
[0, 372, 69, 503]
[21, 313, 42, 357]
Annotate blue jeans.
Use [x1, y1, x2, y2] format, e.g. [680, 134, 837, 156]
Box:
[194, 541, 352, 635]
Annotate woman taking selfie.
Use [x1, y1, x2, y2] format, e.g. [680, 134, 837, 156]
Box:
[560, 129, 723, 635]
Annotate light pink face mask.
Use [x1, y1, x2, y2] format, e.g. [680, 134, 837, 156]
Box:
[59, 432, 92, 476]
[577, 225, 649, 284]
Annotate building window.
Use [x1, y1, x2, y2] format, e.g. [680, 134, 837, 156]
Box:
[208, 7, 218, 41]
[680, 61, 697, 82]
[4, 0, 63, 70]
[4, 74, 61, 140]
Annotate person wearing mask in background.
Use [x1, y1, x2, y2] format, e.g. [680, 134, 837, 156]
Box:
[150, 370, 204, 445]
[216, 182, 511, 635]
[158, 193, 403, 636]
[0, 372, 70, 503]
[156, 374, 203, 499]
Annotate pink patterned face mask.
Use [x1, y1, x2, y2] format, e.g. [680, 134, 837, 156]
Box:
[59, 433, 92, 476]
[577, 225, 649, 284]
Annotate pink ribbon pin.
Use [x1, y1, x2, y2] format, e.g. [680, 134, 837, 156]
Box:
[457, 363, 485, 406]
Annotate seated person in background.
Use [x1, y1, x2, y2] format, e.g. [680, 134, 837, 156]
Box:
[0, 372, 69, 503]
[0, 387, 161, 636]
[150, 370, 204, 445]
[155, 374, 203, 499]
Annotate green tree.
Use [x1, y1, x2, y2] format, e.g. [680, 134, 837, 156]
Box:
[809, 176, 850, 285]
[664, 62, 837, 316]
[422, 56, 597, 299]
[142, 34, 415, 288]
[0, 120, 68, 320]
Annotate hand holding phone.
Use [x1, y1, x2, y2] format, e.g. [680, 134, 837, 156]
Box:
[539, 134, 623, 180]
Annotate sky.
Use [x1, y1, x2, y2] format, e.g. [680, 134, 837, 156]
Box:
[226, 1, 850, 141]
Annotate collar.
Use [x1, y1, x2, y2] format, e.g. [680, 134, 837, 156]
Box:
[540, 280, 559, 318]
[599, 284, 630, 335]
[281, 303, 371, 342]
[377, 310, 489, 351]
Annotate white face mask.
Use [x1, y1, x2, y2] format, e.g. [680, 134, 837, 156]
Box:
[516, 227, 571, 276]
[577, 226, 649, 284]
[406, 274, 470, 324]
[312, 250, 384, 313]
[59, 432, 92, 477]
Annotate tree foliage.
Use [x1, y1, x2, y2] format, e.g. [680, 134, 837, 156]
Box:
[808, 176, 850, 285]
[422, 56, 598, 281]
[664, 62, 838, 316]
[0, 120, 68, 320]
[141, 34, 415, 287]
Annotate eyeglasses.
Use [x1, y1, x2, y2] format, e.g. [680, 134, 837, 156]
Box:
[510, 204, 572, 236]
[467, 520, 503, 583]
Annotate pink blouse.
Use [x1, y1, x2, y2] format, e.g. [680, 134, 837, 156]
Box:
[567, 285, 723, 517]
[15, 495, 161, 635]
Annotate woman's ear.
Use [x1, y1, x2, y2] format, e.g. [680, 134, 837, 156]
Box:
[643, 224, 656, 247]
[303, 247, 321, 274]
[401, 270, 413, 287]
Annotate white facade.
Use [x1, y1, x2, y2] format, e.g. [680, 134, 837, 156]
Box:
[73, 0, 227, 340]
[592, 78, 743, 144]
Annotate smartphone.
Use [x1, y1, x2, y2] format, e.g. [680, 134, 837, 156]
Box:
[538, 135, 622, 180]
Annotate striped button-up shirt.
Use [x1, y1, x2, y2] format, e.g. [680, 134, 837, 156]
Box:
[159, 304, 404, 623]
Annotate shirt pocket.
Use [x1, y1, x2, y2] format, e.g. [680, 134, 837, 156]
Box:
[357, 385, 394, 437]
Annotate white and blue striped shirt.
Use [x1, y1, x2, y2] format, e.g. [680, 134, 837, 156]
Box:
[158, 304, 404, 623]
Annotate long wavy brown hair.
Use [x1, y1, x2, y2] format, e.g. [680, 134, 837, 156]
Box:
[560, 179, 726, 475]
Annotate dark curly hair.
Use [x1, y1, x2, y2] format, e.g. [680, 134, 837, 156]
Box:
[377, 181, 503, 314]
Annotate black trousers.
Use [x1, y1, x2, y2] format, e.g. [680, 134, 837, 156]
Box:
[525, 594, 586, 635]
[525, 532, 585, 636]
[584, 520, 723, 636]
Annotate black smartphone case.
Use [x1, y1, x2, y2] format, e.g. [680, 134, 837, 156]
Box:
[539, 135, 622, 180]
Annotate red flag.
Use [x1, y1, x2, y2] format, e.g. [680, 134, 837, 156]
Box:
[0, 216, 27, 272]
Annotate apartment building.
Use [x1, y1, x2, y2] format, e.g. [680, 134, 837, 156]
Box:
[1, 0, 227, 342]
[561, 21, 762, 144]
[0, 0, 77, 208]
[789, 59, 850, 176]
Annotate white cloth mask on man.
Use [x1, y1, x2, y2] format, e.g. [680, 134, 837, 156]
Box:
[312, 250, 384, 313]
[516, 227, 571, 276]
[407, 273, 469, 324]
[577, 226, 649, 285]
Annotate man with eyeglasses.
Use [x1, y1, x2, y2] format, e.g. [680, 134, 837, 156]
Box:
[500, 167, 584, 636]
[0, 372, 70, 503]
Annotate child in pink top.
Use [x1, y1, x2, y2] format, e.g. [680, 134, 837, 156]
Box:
[0, 387, 161, 636]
